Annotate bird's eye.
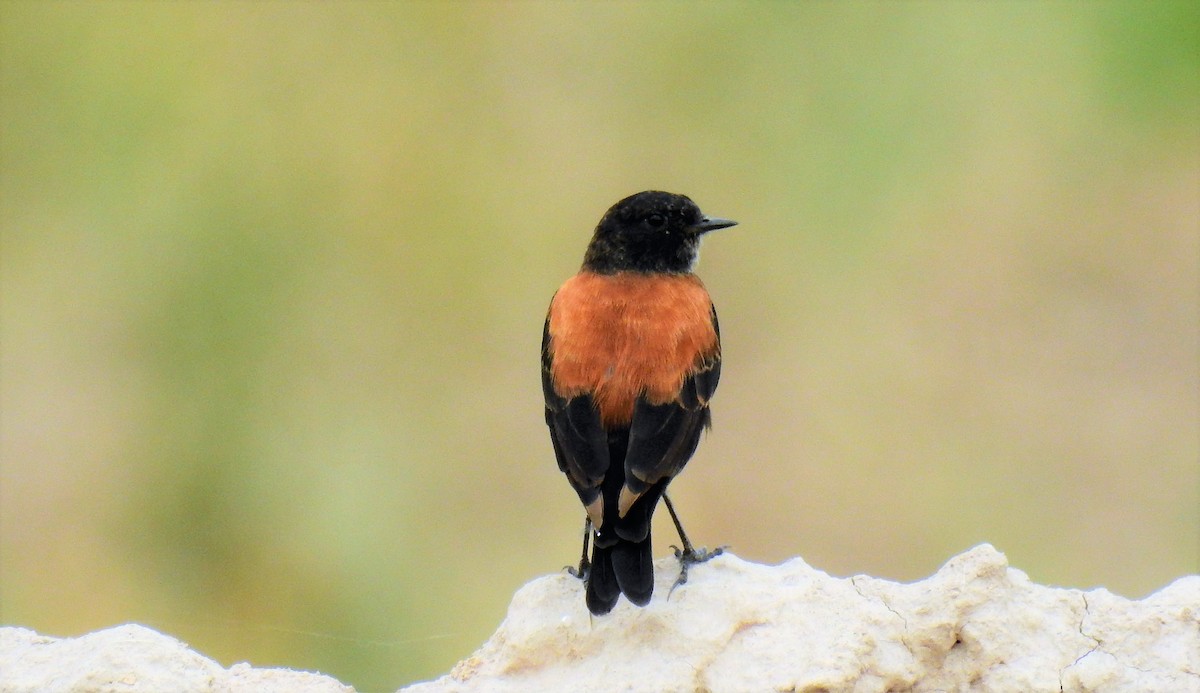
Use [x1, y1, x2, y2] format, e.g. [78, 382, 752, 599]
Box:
[645, 214, 666, 229]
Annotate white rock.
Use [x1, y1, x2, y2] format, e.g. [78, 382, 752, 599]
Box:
[402, 545, 1200, 693]
[2, 546, 1196, 693]
[0, 623, 351, 693]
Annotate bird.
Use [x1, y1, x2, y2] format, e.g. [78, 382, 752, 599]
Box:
[541, 190, 736, 615]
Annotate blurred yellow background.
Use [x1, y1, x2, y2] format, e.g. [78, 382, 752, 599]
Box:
[1, 2, 1196, 690]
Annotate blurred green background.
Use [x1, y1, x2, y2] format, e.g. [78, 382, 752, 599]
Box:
[1, 1, 1196, 690]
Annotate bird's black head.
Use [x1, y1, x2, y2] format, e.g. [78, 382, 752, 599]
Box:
[581, 191, 737, 274]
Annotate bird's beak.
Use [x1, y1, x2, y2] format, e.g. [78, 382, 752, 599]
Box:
[691, 216, 738, 234]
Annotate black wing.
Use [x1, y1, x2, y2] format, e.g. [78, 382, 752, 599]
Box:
[542, 316, 609, 519]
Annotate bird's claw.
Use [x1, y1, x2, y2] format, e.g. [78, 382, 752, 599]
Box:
[672, 544, 726, 564]
[667, 544, 727, 599]
[566, 561, 591, 581]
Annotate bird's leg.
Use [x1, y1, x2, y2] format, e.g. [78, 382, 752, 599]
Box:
[664, 494, 724, 597]
[566, 517, 592, 580]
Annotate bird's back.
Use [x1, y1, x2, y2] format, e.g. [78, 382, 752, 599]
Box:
[546, 271, 719, 428]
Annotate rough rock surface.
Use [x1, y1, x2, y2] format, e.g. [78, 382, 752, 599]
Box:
[0, 623, 351, 693]
[404, 545, 1199, 693]
[2, 546, 1196, 692]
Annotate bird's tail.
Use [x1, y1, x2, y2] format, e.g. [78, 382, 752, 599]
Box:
[585, 477, 666, 615]
[585, 533, 653, 615]
[583, 429, 667, 615]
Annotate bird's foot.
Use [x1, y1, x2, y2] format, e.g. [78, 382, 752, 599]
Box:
[667, 544, 727, 598]
[566, 558, 591, 581]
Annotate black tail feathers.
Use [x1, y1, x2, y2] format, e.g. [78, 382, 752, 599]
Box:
[585, 535, 653, 615]
[611, 535, 654, 605]
[583, 432, 665, 615]
[585, 544, 619, 615]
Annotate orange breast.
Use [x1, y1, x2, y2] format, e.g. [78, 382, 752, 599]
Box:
[547, 272, 718, 428]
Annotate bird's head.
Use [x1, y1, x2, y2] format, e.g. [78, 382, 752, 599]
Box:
[582, 191, 736, 274]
